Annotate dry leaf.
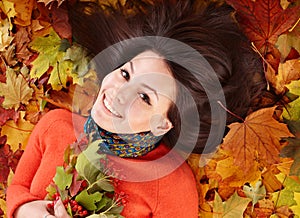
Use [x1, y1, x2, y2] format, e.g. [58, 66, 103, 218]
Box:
[221, 107, 294, 173]
[226, 0, 300, 53]
[274, 59, 300, 94]
[0, 68, 33, 109]
[1, 111, 35, 151]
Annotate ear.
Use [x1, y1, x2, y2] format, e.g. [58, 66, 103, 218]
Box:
[150, 115, 173, 136]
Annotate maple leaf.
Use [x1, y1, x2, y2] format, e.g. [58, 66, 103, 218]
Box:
[1, 111, 35, 151]
[0, 18, 14, 52]
[282, 79, 300, 121]
[13, 26, 32, 62]
[0, 97, 19, 126]
[221, 107, 293, 173]
[225, 0, 300, 53]
[280, 120, 300, 176]
[9, 0, 35, 26]
[272, 59, 300, 94]
[0, 68, 33, 109]
[0, 142, 12, 184]
[213, 191, 251, 218]
[272, 173, 300, 207]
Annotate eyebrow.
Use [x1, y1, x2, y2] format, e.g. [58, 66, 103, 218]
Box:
[141, 83, 159, 101]
[129, 61, 135, 74]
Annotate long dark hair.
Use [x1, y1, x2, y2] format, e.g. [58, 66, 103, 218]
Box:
[68, 0, 267, 154]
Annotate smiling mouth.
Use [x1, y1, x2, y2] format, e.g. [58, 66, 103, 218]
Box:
[103, 97, 122, 118]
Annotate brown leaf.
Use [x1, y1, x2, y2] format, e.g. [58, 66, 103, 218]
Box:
[226, 0, 300, 54]
[0, 97, 19, 126]
[13, 26, 32, 62]
[0, 143, 12, 184]
[221, 107, 294, 173]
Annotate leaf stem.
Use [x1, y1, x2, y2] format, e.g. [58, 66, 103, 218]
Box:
[217, 101, 245, 122]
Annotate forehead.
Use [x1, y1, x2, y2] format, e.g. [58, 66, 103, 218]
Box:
[131, 50, 172, 77]
[131, 50, 176, 100]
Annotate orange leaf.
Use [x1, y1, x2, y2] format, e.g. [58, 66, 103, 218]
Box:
[226, 0, 300, 53]
[221, 107, 293, 173]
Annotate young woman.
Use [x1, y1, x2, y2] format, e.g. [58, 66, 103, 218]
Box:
[6, 1, 267, 217]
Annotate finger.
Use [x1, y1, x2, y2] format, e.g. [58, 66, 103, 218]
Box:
[54, 198, 71, 218]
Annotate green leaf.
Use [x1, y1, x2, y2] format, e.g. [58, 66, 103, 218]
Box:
[213, 192, 251, 218]
[29, 29, 64, 78]
[213, 191, 223, 218]
[75, 140, 106, 184]
[283, 80, 300, 121]
[53, 166, 73, 191]
[64, 43, 91, 77]
[272, 173, 300, 207]
[243, 180, 266, 211]
[75, 189, 103, 211]
[0, 68, 33, 109]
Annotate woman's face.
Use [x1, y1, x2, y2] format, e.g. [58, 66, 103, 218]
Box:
[91, 50, 176, 135]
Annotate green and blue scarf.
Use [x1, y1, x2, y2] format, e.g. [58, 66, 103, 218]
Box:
[84, 116, 162, 158]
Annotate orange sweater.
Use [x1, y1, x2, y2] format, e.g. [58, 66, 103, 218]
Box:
[6, 109, 198, 218]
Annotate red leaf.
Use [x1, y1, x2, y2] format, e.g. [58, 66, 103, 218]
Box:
[0, 143, 12, 184]
[0, 97, 19, 126]
[226, 0, 300, 53]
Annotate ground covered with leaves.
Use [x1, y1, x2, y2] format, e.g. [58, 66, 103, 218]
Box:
[0, 0, 299, 217]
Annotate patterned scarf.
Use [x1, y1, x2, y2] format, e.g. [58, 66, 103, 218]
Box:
[84, 116, 162, 158]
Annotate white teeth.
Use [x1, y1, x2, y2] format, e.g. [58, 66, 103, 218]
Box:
[104, 98, 121, 117]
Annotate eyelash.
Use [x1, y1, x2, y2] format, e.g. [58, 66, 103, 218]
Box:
[139, 93, 151, 105]
[120, 68, 130, 81]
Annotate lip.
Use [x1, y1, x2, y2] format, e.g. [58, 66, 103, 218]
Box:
[101, 94, 122, 118]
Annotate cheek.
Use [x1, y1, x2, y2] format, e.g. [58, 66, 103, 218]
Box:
[127, 100, 153, 130]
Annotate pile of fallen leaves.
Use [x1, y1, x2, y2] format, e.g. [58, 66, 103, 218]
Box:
[0, 0, 299, 217]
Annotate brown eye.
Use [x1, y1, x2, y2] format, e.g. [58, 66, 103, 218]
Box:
[139, 93, 151, 105]
[120, 69, 130, 81]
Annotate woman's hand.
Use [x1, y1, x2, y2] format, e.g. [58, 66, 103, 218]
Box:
[53, 198, 71, 218]
[14, 200, 55, 218]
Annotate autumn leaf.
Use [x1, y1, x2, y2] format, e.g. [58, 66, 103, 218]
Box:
[213, 191, 251, 218]
[0, 97, 19, 126]
[221, 107, 294, 173]
[14, 26, 32, 62]
[272, 59, 300, 94]
[282, 79, 300, 120]
[272, 173, 300, 207]
[225, 0, 300, 53]
[276, 30, 300, 60]
[243, 180, 266, 211]
[1, 111, 35, 151]
[0, 68, 33, 109]
[0, 18, 14, 52]
[280, 120, 300, 176]
[0, 140, 12, 184]
[8, 0, 35, 26]
[29, 28, 69, 79]
[290, 192, 300, 216]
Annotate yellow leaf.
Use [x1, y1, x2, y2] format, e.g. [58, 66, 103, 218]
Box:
[0, 0, 16, 29]
[0, 198, 7, 218]
[0, 68, 33, 109]
[8, 0, 35, 26]
[274, 60, 300, 94]
[290, 192, 300, 216]
[0, 18, 14, 51]
[1, 111, 35, 151]
[221, 107, 294, 173]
